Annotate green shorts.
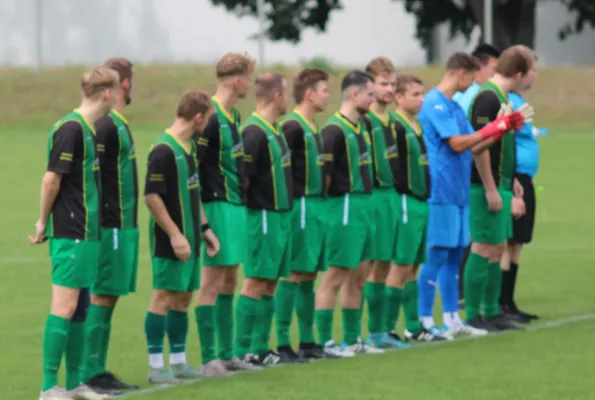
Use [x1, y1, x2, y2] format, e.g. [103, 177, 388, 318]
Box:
[49, 238, 100, 288]
[326, 193, 375, 269]
[290, 196, 327, 273]
[152, 257, 200, 292]
[394, 194, 429, 265]
[369, 188, 399, 262]
[92, 227, 139, 296]
[470, 185, 513, 245]
[245, 209, 292, 280]
[201, 201, 246, 267]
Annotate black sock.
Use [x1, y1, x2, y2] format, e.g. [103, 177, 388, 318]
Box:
[509, 263, 519, 309]
[458, 246, 470, 300]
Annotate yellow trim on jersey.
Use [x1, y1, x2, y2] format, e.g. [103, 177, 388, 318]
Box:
[111, 108, 129, 125]
[252, 112, 280, 135]
[212, 97, 235, 123]
[165, 130, 191, 155]
[73, 109, 97, 135]
[292, 109, 318, 133]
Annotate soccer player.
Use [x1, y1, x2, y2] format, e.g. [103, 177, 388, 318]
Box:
[314, 70, 375, 357]
[82, 58, 139, 394]
[383, 74, 444, 342]
[417, 52, 524, 339]
[465, 45, 536, 332]
[143, 92, 220, 383]
[235, 72, 292, 366]
[359, 57, 409, 349]
[452, 44, 500, 306]
[193, 52, 260, 376]
[29, 66, 119, 400]
[499, 58, 539, 323]
[275, 68, 330, 361]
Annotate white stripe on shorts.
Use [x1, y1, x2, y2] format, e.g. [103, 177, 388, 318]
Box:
[300, 197, 306, 230]
[113, 228, 119, 250]
[262, 210, 268, 235]
[342, 194, 350, 226]
[401, 194, 408, 224]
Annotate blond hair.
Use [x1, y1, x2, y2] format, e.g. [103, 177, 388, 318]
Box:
[365, 57, 396, 80]
[81, 66, 119, 98]
[496, 45, 536, 77]
[216, 52, 255, 79]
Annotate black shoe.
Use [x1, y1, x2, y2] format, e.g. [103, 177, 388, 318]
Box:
[243, 353, 265, 367]
[467, 316, 500, 333]
[501, 305, 531, 324]
[258, 350, 283, 366]
[298, 343, 326, 360]
[84, 374, 124, 395]
[485, 314, 523, 331]
[102, 371, 139, 389]
[277, 346, 309, 364]
[509, 303, 539, 320]
[388, 331, 407, 342]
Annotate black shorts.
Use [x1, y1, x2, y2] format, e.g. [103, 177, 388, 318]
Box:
[511, 173, 536, 244]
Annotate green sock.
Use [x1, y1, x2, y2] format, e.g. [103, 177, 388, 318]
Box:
[384, 286, 403, 333]
[83, 304, 111, 380]
[195, 305, 216, 364]
[315, 309, 334, 345]
[274, 280, 297, 348]
[484, 261, 503, 318]
[215, 293, 234, 361]
[295, 280, 315, 344]
[342, 308, 360, 345]
[97, 306, 114, 374]
[365, 282, 385, 334]
[234, 295, 259, 359]
[42, 314, 70, 391]
[252, 295, 274, 355]
[403, 280, 423, 334]
[167, 310, 188, 358]
[464, 252, 490, 320]
[65, 321, 85, 390]
[144, 311, 166, 356]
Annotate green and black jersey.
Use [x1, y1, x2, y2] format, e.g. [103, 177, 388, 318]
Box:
[281, 109, 324, 198]
[196, 97, 245, 204]
[46, 111, 101, 241]
[392, 111, 430, 200]
[362, 111, 399, 188]
[469, 80, 516, 191]
[145, 132, 201, 260]
[321, 112, 373, 196]
[243, 112, 293, 211]
[96, 110, 138, 229]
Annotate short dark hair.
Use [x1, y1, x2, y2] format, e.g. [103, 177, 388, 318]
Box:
[340, 69, 373, 92]
[395, 74, 423, 94]
[293, 68, 329, 104]
[254, 72, 285, 102]
[446, 52, 481, 72]
[472, 43, 501, 66]
[496, 45, 535, 77]
[176, 91, 212, 121]
[103, 57, 133, 83]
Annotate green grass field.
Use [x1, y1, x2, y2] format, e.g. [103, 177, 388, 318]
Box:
[1, 65, 594, 400]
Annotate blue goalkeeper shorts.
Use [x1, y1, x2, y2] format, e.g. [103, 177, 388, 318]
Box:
[427, 203, 470, 248]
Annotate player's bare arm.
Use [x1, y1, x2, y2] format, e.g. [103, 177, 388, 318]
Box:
[145, 194, 191, 261]
[29, 171, 62, 244]
[199, 202, 220, 257]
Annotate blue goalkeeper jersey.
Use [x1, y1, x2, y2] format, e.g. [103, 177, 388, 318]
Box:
[509, 92, 539, 178]
[453, 82, 481, 115]
[420, 88, 474, 206]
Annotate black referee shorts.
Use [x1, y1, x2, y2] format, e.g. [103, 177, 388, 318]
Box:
[511, 173, 536, 244]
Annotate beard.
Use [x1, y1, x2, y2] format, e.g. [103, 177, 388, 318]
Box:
[125, 95, 132, 105]
[355, 105, 370, 115]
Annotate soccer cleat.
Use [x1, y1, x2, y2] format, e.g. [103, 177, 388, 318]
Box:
[242, 353, 264, 367]
[466, 316, 500, 333]
[147, 367, 181, 384]
[39, 386, 71, 400]
[366, 333, 387, 349]
[85, 372, 136, 392]
[342, 337, 385, 354]
[67, 384, 112, 400]
[404, 327, 447, 342]
[199, 359, 230, 378]
[258, 350, 283, 366]
[485, 314, 523, 331]
[277, 346, 309, 364]
[171, 363, 201, 380]
[382, 331, 412, 349]
[298, 343, 326, 360]
[502, 304, 538, 322]
[102, 371, 139, 389]
[443, 322, 488, 338]
[322, 340, 355, 358]
[221, 357, 263, 371]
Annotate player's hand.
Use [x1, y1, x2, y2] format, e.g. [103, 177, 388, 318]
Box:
[485, 189, 502, 212]
[511, 197, 526, 219]
[171, 233, 191, 261]
[479, 111, 521, 140]
[517, 103, 534, 124]
[513, 178, 524, 198]
[203, 228, 220, 257]
[28, 219, 48, 244]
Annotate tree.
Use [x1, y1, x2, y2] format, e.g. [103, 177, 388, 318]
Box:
[211, 0, 595, 51]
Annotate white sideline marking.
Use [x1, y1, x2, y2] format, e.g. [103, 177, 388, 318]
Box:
[118, 312, 595, 398]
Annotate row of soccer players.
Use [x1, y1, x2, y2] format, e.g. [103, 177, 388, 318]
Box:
[31, 47, 535, 400]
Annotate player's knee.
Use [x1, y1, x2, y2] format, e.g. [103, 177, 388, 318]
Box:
[241, 277, 267, 298]
[319, 268, 347, 293]
[302, 272, 317, 282]
[71, 288, 90, 322]
[50, 285, 82, 318]
[221, 271, 238, 293]
[286, 272, 302, 283]
[491, 244, 506, 262]
[149, 289, 174, 314]
[369, 264, 389, 282]
[470, 243, 492, 259]
[171, 291, 193, 311]
[91, 294, 118, 308]
[263, 280, 278, 297]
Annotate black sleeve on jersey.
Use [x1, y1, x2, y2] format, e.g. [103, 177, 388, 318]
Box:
[469, 91, 501, 130]
[321, 124, 345, 175]
[196, 114, 219, 162]
[361, 115, 373, 135]
[282, 120, 304, 150]
[393, 121, 408, 189]
[144, 144, 176, 195]
[243, 125, 268, 177]
[95, 116, 119, 165]
[47, 121, 83, 175]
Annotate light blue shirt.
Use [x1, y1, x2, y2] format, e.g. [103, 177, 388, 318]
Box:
[452, 82, 481, 115]
[420, 88, 475, 206]
[509, 92, 539, 178]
